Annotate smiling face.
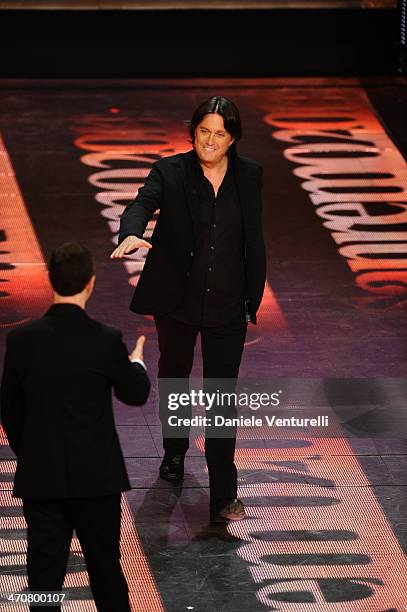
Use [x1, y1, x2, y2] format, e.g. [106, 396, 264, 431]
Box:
[194, 113, 234, 166]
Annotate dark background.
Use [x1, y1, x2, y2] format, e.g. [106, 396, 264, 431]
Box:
[0, 8, 402, 78]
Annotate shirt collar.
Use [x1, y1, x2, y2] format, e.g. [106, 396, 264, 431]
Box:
[45, 303, 88, 317]
[192, 148, 234, 177]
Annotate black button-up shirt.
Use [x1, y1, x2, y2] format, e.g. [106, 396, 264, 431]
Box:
[173, 152, 246, 327]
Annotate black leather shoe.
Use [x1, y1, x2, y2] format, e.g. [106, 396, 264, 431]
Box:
[159, 455, 185, 482]
[210, 499, 245, 524]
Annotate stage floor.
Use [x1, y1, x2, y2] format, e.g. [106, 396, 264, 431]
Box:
[1, 77, 407, 611]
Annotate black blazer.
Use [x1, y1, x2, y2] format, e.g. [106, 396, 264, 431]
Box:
[119, 150, 266, 324]
[0, 304, 150, 499]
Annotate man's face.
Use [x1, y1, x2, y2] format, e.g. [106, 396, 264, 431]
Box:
[194, 113, 234, 165]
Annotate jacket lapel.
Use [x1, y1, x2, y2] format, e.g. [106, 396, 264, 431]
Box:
[234, 156, 258, 228]
[181, 151, 201, 241]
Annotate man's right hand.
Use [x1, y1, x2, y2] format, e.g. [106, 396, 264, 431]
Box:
[110, 235, 152, 259]
[130, 335, 146, 363]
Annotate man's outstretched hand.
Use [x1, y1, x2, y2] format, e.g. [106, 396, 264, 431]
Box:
[130, 335, 146, 363]
[110, 235, 152, 259]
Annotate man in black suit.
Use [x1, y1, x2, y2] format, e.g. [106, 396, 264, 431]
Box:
[111, 96, 266, 523]
[1, 242, 150, 612]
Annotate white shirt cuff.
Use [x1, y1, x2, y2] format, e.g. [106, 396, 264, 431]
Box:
[130, 358, 147, 371]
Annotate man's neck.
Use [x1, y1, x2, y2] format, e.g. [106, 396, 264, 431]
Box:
[199, 155, 228, 175]
[53, 295, 86, 310]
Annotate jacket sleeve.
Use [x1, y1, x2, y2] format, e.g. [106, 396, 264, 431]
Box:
[246, 166, 266, 324]
[0, 335, 25, 456]
[110, 332, 151, 406]
[118, 164, 162, 245]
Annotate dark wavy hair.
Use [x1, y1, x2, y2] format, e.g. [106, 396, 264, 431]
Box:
[189, 96, 242, 152]
[49, 242, 94, 296]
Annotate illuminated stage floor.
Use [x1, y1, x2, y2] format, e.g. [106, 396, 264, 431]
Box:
[1, 78, 407, 611]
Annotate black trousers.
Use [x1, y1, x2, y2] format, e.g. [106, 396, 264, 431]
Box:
[22, 494, 130, 612]
[154, 314, 247, 513]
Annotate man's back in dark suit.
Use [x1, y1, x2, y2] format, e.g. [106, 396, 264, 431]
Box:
[0, 243, 150, 612]
[2, 303, 149, 500]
